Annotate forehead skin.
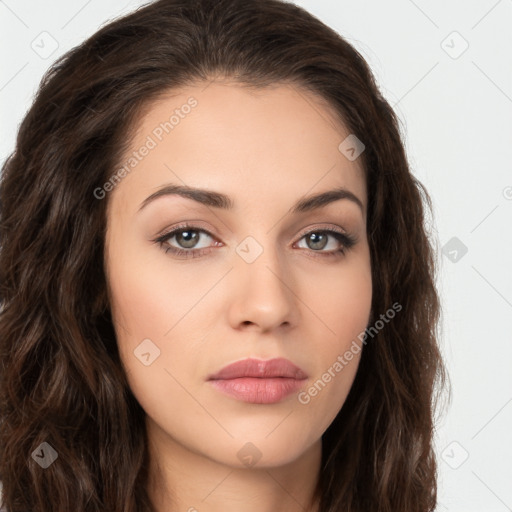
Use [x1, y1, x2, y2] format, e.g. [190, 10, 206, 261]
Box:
[105, 80, 367, 231]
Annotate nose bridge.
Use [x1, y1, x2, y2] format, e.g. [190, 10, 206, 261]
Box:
[229, 232, 297, 329]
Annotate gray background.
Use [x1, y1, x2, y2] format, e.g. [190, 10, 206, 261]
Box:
[1, 1, 511, 511]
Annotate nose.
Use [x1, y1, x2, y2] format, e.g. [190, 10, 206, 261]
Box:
[226, 242, 299, 333]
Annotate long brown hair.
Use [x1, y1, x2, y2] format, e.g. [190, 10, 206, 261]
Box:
[0, 0, 449, 510]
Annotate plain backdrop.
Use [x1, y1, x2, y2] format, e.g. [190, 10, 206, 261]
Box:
[1, 1, 511, 511]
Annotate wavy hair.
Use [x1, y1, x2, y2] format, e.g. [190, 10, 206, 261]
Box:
[0, 0, 449, 510]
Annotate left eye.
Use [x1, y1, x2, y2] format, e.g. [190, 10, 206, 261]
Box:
[296, 231, 343, 251]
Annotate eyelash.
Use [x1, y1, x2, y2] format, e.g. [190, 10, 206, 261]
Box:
[153, 223, 357, 260]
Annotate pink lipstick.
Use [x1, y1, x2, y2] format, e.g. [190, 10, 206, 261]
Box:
[207, 357, 308, 404]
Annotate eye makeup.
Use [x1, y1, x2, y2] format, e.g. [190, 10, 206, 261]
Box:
[151, 222, 358, 260]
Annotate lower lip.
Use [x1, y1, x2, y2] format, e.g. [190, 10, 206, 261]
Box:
[209, 377, 306, 404]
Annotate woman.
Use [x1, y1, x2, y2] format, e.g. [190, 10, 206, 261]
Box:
[0, 0, 448, 511]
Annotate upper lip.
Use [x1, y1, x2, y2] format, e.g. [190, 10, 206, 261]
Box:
[208, 357, 308, 380]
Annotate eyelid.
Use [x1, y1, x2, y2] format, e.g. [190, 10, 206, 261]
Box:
[294, 223, 351, 240]
[153, 220, 218, 239]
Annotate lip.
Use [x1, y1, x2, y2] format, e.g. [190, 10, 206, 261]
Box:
[208, 358, 308, 404]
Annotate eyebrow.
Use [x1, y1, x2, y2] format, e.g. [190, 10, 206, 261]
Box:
[138, 184, 364, 214]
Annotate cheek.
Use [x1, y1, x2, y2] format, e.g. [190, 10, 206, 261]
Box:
[106, 256, 204, 430]
[106, 239, 207, 344]
[105, 240, 215, 398]
[297, 255, 371, 412]
[309, 253, 373, 343]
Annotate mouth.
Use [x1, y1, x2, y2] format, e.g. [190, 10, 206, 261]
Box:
[207, 357, 308, 404]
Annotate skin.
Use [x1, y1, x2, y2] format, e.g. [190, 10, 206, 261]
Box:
[104, 79, 372, 512]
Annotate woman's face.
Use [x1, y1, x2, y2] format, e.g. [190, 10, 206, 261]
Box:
[104, 80, 372, 468]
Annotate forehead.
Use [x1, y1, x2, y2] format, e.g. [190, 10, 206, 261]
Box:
[109, 80, 367, 218]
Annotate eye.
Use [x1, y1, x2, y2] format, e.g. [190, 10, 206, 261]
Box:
[153, 223, 357, 260]
[153, 223, 218, 259]
[294, 227, 357, 259]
